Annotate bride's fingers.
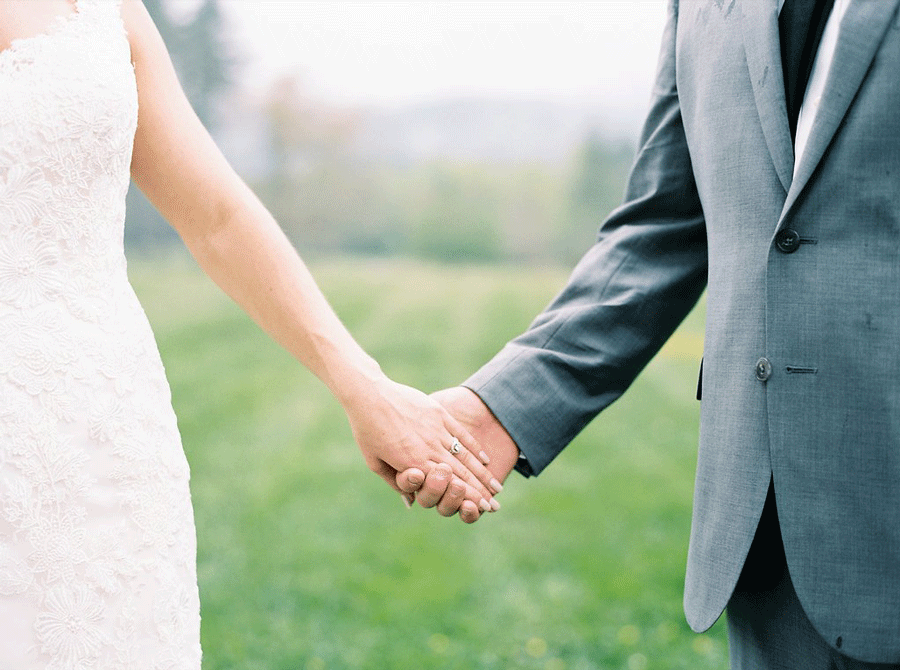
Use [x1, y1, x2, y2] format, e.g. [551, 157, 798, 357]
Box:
[444, 447, 497, 506]
[440, 419, 502, 498]
[441, 452, 495, 507]
[451, 440, 502, 495]
[456, 479, 494, 514]
[447, 420, 486, 464]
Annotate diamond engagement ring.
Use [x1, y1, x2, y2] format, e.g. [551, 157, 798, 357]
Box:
[449, 437, 462, 455]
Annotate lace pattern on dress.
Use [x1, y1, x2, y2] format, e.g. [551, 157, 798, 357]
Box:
[0, 1, 202, 667]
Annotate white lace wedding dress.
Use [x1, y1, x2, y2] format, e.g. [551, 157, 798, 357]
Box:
[0, 1, 202, 668]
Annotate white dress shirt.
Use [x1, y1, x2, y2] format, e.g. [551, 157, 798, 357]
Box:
[779, 0, 853, 175]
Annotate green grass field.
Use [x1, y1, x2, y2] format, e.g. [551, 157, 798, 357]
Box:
[128, 254, 726, 670]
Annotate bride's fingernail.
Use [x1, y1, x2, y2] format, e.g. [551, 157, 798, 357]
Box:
[490, 498, 501, 512]
[479, 498, 491, 513]
[401, 494, 414, 509]
[490, 478, 503, 493]
[479, 450, 490, 464]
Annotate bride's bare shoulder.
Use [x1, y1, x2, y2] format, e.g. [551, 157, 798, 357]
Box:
[0, 0, 78, 53]
[120, 0, 170, 67]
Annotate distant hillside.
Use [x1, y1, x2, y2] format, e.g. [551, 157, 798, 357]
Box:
[215, 95, 642, 179]
[353, 97, 640, 166]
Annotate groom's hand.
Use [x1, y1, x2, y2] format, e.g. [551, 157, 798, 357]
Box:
[397, 386, 519, 523]
[432, 387, 520, 482]
[397, 463, 484, 522]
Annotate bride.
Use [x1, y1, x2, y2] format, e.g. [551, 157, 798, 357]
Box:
[0, 0, 499, 666]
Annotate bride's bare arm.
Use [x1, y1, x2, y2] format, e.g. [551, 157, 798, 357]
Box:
[121, 0, 497, 519]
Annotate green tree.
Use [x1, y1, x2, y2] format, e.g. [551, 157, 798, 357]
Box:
[560, 134, 634, 263]
[406, 163, 503, 263]
[174, 0, 234, 130]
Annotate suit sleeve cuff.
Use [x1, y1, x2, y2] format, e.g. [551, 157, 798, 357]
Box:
[462, 346, 570, 477]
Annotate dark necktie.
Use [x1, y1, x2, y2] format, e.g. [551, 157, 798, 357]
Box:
[779, 0, 836, 141]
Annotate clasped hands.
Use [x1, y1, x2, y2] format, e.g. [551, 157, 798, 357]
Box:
[346, 382, 519, 523]
[396, 387, 521, 523]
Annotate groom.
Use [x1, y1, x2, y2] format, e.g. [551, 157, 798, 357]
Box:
[399, 0, 900, 667]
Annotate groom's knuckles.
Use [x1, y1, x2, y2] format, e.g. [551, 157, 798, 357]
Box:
[437, 480, 465, 517]
[395, 468, 424, 493]
[459, 501, 481, 524]
[416, 465, 452, 507]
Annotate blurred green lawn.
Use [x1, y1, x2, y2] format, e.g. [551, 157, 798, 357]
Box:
[129, 254, 726, 670]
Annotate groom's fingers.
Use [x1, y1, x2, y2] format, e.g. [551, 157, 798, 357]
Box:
[458, 500, 481, 524]
[398, 459, 492, 514]
[436, 478, 466, 517]
[396, 468, 425, 494]
[415, 463, 453, 508]
[429, 462, 493, 514]
[397, 467, 483, 521]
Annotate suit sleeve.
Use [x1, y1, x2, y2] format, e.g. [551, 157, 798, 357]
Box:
[463, 0, 707, 477]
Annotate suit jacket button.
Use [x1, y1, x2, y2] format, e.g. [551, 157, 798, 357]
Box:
[775, 228, 801, 253]
[755, 357, 772, 382]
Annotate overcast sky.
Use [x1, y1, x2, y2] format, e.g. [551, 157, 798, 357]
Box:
[205, 1, 667, 114]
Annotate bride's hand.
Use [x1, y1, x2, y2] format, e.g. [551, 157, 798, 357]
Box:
[343, 377, 500, 514]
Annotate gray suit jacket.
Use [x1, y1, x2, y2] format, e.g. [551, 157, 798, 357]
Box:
[465, 0, 900, 662]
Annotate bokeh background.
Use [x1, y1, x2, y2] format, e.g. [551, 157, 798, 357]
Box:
[127, 2, 723, 668]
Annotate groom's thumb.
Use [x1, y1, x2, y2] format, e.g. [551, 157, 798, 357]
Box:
[396, 468, 425, 493]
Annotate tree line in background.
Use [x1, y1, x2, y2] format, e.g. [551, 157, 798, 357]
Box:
[126, 0, 636, 266]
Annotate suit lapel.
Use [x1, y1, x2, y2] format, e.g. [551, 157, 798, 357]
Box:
[783, 0, 900, 217]
[742, 0, 793, 194]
